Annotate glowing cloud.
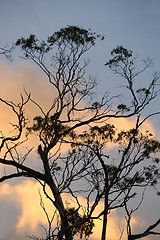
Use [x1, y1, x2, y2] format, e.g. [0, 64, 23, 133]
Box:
[0, 180, 151, 240]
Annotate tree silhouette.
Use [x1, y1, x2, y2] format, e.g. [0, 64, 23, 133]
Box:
[0, 26, 159, 239]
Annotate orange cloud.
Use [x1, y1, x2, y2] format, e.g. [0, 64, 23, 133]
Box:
[0, 179, 153, 240]
[0, 180, 54, 237]
[0, 61, 57, 129]
[15, 181, 54, 234]
[109, 116, 156, 135]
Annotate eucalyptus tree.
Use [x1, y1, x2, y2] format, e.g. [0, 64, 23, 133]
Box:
[0, 26, 159, 240]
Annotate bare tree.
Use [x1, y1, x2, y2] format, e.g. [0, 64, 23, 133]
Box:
[0, 44, 14, 60]
[125, 198, 160, 240]
[0, 27, 159, 239]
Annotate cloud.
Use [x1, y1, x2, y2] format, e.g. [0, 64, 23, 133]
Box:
[0, 180, 54, 238]
[0, 179, 154, 240]
[0, 180, 118, 238]
[0, 61, 57, 127]
[91, 209, 126, 240]
[109, 116, 156, 135]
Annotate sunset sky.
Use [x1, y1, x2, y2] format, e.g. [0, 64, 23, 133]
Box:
[0, 1, 160, 239]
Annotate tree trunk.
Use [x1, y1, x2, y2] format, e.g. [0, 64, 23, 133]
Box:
[38, 146, 73, 239]
[58, 215, 73, 240]
[49, 180, 73, 240]
[101, 210, 108, 240]
[101, 191, 109, 240]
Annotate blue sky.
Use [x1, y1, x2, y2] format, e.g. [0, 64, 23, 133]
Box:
[0, 1, 160, 239]
[1, 0, 160, 96]
[1, 0, 160, 54]
[1, 0, 160, 83]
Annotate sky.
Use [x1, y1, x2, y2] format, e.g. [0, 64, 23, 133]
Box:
[0, 0, 160, 239]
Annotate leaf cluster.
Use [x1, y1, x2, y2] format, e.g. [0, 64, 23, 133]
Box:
[16, 34, 49, 55]
[65, 207, 94, 239]
[48, 26, 98, 46]
[77, 124, 115, 148]
[27, 115, 68, 145]
[16, 26, 100, 56]
[105, 45, 133, 68]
